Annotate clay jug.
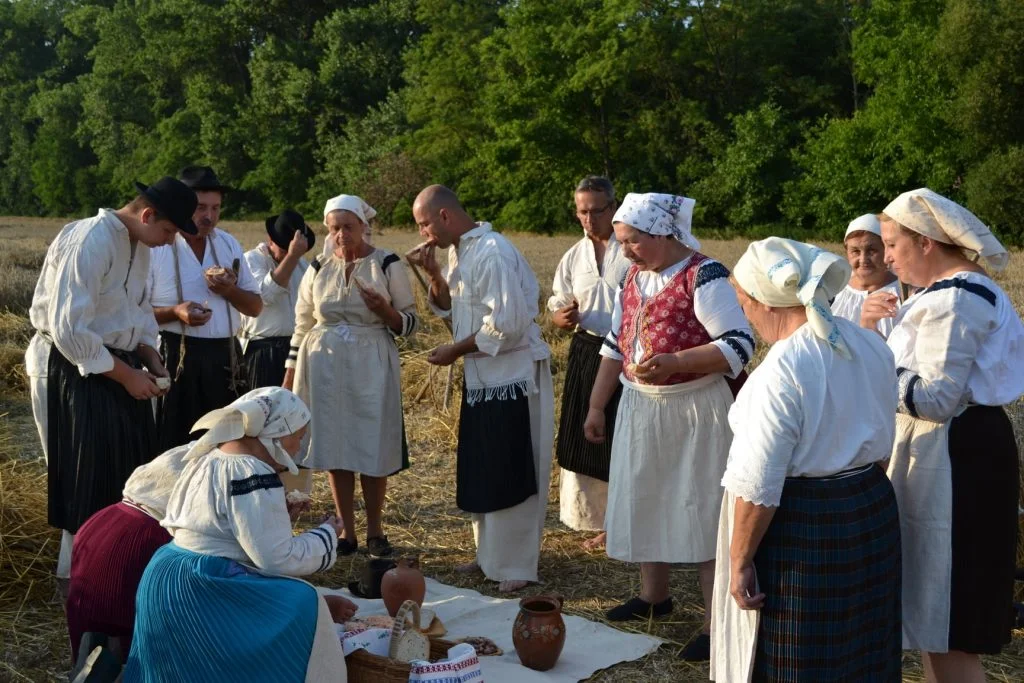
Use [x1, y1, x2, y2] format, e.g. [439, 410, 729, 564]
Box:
[512, 594, 566, 671]
[381, 556, 426, 617]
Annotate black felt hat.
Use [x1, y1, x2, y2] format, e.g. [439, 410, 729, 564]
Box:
[178, 165, 232, 193]
[133, 177, 199, 235]
[265, 209, 316, 252]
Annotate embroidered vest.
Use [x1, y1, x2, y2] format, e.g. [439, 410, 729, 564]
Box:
[618, 253, 714, 386]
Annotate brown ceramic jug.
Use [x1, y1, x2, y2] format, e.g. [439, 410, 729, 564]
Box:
[512, 594, 566, 671]
[380, 556, 427, 617]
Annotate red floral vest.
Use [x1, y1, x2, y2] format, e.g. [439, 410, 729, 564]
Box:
[618, 253, 713, 386]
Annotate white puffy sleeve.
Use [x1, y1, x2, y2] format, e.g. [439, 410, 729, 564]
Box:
[693, 261, 755, 379]
[720, 359, 801, 507]
[232, 238, 260, 296]
[474, 247, 535, 356]
[383, 253, 420, 338]
[247, 249, 289, 304]
[286, 262, 317, 370]
[599, 287, 625, 362]
[48, 236, 116, 376]
[225, 463, 337, 576]
[547, 249, 575, 312]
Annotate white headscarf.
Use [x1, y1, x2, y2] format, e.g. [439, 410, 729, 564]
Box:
[612, 192, 700, 251]
[185, 387, 311, 475]
[734, 237, 853, 358]
[845, 213, 881, 239]
[122, 443, 192, 520]
[323, 194, 376, 251]
[883, 188, 1009, 272]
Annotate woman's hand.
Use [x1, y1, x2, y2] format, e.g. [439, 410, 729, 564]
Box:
[282, 368, 295, 392]
[323, 514, 346, 539]
[286, 499, 310, 523]
[730, 561, 765, 610]
[860, 290, 899, 330]
[355, 281, 393, 317]
[633, 353, 681, 384]
[427, 343, 461, 367]
[324, 594, 358, 624]
[583, 407, 606, 444]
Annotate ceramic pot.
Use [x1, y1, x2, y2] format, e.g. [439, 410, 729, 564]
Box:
[381, 556, 426, 617]
[512, 594, 566, 671]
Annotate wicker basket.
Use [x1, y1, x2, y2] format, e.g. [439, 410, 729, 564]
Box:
[347, 638, 456, 683]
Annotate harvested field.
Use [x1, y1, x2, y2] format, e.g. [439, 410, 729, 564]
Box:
[1, 218, 1022, 681]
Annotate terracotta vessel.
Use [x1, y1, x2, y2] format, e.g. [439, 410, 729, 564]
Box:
[381, 556, 427, 617]
[512, 594, 566, 671]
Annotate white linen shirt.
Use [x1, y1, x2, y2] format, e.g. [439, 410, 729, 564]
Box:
[148, 228, 259, 338]
[163, 449, 338, 576]
[721, 319, 897, 507]
[547, 235, 632, 336]
[831, 279, 903, 339]
[598, 255, 755, 378]
[29, 209, 159, 376]
[238, 242, 308, 345]
[887, 271, 1024, 421]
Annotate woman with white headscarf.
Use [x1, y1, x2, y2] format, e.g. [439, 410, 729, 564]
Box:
[860, 189, 1024, 682]
[283, 194, 419, 559]
[583, 192, 754, 661]
[123, 387, 354, 683]
[710, 237, 902, 682]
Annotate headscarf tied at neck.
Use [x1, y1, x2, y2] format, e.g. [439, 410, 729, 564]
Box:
[612, 192, 700, 251]
[883, 188, 1009, 272]
[733, 237, 853, 359]
[322, 194, 376, 252]
[185, 387, 311, 475]
[122, 443, 192, 520]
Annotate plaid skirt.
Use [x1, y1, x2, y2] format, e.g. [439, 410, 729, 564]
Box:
[753, 464, 902, 682]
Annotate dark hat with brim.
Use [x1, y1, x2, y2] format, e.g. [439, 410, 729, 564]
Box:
[179, 165, 232, 193]
[265, 209, 316, 252]
[134, 177, 198, 235]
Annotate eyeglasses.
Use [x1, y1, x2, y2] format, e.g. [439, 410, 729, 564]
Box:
[576, 204, 611, 219]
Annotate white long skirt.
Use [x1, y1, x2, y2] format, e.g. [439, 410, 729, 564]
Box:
[559, 471, 607, 532]
[605, 374, 732, 563]
[294, 323, 403, 476]
[473, 360, 554, 582]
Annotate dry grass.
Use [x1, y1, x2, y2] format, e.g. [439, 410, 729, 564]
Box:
[1, 217, 1023, 681]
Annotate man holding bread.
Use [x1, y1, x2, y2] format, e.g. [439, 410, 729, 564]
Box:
[149, 166, 262, 450]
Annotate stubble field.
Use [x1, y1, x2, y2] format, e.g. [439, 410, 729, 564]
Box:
[1, 217, 1022, 682]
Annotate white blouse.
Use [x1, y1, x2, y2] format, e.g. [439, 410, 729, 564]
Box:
[597, 255, 755, 378]
[830, 279, 903, 339]
[238, 243, 309, 346]
[721, 320, 897, 507]
[887, 271, 1024, 421]
[29, 209, 159, 376]
[148, 229, 260, 338]
[163, 449, 338, 576]
[546, 235, 632, 336]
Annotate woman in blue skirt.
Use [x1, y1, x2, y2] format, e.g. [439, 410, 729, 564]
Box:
[123, 388, 356, 682]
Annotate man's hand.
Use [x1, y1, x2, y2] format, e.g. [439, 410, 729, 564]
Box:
[121, 367, 162, 400]
[282, 368, 295, 391]
[411, 243, 441, 279]
[633, 353, 681, 384]
[205, 269, 237, 296]
[552, 301, 580, 330]
[136, 345, 171, 395]
[583, 407, 606, 444]
[288, 230, 310, 256]
[175, 301, 212, 327]
[730, 561, 765, 610]
[427, 343, 461, 367]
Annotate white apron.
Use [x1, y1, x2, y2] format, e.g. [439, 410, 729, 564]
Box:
[887, 412, 952, 653]
[558, 470, 607, 532]
[605, 373, 732, 563]
[710, 489, 759, 683]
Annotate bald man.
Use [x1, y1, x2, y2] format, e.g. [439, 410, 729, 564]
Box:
[410, 185, 553, 593]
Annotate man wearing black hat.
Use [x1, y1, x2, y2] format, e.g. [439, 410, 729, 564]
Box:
[28, 177, 198, 584]
[148, 166, 263, 451]
[238, 209, 315, 389]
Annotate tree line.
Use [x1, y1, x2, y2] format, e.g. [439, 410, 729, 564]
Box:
[1, 0, 1022, 243]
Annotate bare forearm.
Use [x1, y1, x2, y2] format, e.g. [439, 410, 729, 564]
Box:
[428, 273, 451, 311]
[271, 253, 302, 288]
[676, 344, 731, 375]
[153, 306, 179, 325]
[452, 335, 478, 357]
[730, 498, 777, 566]
[224, 287, 263, 317]
[589, 357, 623, 411]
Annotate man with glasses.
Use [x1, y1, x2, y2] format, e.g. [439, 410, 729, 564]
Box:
[548, 176, 631, 550]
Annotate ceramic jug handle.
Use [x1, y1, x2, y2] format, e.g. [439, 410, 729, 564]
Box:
[549, 593, 564, 609]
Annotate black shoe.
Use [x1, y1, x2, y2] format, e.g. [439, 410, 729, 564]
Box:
[337, 538, 359, 556]
[606, 596, 673, 622]
[366, 535, 393, 558]
[679, 633, 711, 662]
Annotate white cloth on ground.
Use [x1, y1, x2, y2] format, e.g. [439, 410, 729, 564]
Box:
[428, 223, 550, 405]
[605, 374, 732, 563]
[612, 192, 699, 251]
[721, 319, 897, 508]
[559, 471, 606, 532]
[546, 235, 631, 336]
[29, 209, 160, 375]
[326, 577, 661, 683]
[163, 448, 337, 577]
[472, 359, 554, 582]
[598, 255, 754, 378]
[830, 279, 903, 338]
[122, 443, 193, 520]
[148, 228, 259, 338]
[887, 271, 1024, 418]
[238, 242, 308, 351]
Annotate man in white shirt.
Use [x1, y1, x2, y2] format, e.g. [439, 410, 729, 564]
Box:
[29, 176, 197, 583]
[149, 166, 263, 451]
[548, 176, 631, 550]
[239, 209, 314, 389]
[831, 213, 903, 338]
[411, 185, 554, 594]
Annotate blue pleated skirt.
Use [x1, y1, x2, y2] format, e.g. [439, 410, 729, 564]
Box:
[123, 543, 318, 682]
